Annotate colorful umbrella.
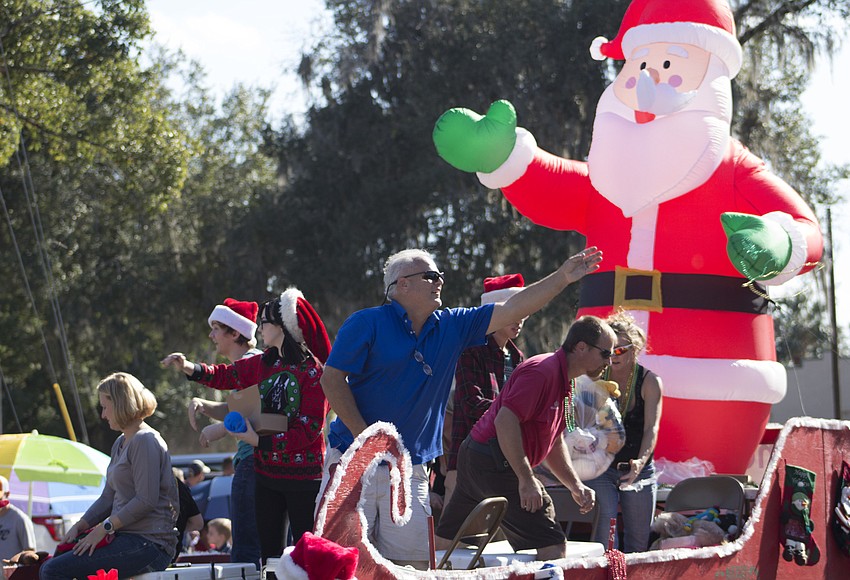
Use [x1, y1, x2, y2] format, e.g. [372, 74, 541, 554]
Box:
[0, 431, 109, 486]
[7, 470, 104, 516]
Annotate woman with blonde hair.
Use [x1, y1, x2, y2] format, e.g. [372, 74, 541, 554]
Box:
[40, 372, 178, 580]
[585, 312, 663, 552]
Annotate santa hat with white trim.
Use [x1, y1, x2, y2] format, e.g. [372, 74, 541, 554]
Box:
[278, 287, 332, 364]
[480, 273, 525, 305]
[276, 532, 358, 580]
[589, 0, 743, 77]
[208, 298, 258, 341]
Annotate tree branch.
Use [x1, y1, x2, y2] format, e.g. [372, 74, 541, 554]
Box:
[0, 103, 105, 150]
[736, 0, 820, 46]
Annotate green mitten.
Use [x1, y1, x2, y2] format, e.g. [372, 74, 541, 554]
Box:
[780, 464, 820, 566]
[721, 212, 792, 281]
[432, 100, 517, 173]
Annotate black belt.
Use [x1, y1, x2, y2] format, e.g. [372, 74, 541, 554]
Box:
[465, 437, 510, 472]
[579, 270, 768, 314]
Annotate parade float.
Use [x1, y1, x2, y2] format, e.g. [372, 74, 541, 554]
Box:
[303, 419, 849, 579]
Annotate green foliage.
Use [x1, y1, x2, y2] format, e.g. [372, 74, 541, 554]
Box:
[0, 0, 187, 205]
[0, 0, 191, 447]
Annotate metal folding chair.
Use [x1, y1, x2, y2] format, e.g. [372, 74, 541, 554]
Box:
[548, 486, 601, 540]
[436, 497, 508, 570]
[664, 475, 746, 535]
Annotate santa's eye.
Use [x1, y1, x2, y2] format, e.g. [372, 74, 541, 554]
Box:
[663, 60, 671, 69]
[640, 62, 647, 70]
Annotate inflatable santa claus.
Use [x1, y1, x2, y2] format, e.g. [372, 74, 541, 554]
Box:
[433, 0, 823, 474]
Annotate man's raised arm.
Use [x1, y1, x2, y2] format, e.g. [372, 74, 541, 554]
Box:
[487, 247, 602, 334]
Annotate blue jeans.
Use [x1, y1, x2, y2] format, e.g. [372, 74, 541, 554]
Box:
[585, 461, 656, 552]
[230, 454, 262, 569]
[39, 533, 172, 580]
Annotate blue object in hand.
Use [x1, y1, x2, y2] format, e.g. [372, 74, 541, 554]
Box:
[224, 411, 247, 433]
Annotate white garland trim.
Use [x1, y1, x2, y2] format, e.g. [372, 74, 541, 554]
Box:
[314, 422, 413, 572]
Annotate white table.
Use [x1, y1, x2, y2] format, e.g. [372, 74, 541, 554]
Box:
[434, 539, 605, 569]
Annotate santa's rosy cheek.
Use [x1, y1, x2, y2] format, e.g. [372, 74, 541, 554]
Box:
[625, 77, 637, 89]
[668, 75, 683, 88]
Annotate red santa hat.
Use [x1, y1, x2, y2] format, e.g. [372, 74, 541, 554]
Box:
[589, 0, 743, 77]
[278, 288, 332, 364]
[276, 532, 358, 580]
[208, 298, 258, 341]
[480, 273, 525, 305]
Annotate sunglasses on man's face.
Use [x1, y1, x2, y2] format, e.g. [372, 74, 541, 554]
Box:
[399, 270, 444, 283]
[588, 342, 613, 359]
[382, 270, 445, 305]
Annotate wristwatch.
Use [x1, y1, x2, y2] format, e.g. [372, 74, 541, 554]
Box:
[102, 518, 115, 535]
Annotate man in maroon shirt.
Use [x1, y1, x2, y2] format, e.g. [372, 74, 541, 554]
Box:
[436, 315, 615, 560]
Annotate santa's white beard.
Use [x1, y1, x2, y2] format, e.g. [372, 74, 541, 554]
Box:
[586, 60, 734, 217]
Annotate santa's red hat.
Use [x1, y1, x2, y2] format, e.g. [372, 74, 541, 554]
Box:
[480, 273, 525, 305]
[589, 0, 743, 77]
[279, 288, 332, 364]
[208, 298, 258, 341]
[276, 532, 358, 580]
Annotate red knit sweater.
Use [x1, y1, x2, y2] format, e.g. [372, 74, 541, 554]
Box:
[191, 350, 327, 480]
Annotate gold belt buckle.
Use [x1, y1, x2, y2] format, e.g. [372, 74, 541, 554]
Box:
[613, 266, 663, 312]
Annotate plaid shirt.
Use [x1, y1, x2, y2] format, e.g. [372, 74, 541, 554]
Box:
[446, 336, 524, 470]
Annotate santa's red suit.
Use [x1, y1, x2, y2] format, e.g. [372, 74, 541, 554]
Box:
[467, 0, 823, 474]
[495, 138, 820, 474]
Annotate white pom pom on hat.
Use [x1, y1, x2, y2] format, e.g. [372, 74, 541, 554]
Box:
[277, 288, 332, 364]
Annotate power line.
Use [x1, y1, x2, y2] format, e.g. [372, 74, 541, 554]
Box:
[0, 30, 88, 443]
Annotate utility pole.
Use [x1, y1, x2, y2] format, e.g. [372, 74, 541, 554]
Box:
[827, 208, 842, 419]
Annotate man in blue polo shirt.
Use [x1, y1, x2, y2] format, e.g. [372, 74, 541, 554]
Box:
[320, 246, 603, 568]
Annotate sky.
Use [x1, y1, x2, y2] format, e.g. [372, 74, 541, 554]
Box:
[145, 0, 849, 332]
[145, 0, 330, 118]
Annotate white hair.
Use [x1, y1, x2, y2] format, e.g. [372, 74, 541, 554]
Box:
[383, 249, 435, 299]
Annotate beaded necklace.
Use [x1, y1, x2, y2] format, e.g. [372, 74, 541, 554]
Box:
[606, 363, 638, 420]
[564, 379, 576, 432]
[619, 363, 638, 420]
